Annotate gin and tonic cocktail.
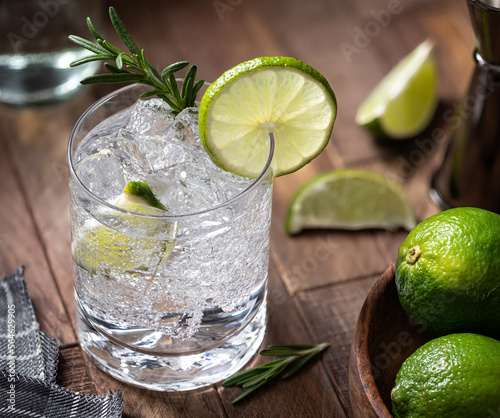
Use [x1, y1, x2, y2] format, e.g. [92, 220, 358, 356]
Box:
[68, 9, 336, 390]
[69, 84, 274, 390]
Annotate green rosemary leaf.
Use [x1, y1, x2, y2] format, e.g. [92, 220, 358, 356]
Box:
[104, 62, 126, 73]
[263, 344, 318, 352]
[222, 358, 284, 387]
[145, 59, 162, 81]
[140, 90, 161, 99]
[161, 61, 189, 78]
[81, 72, 146, 85]
[98, 39, 123, 56]
[156, 94, 182, 113]
[231, 380, 268, 405]
[222, 368, 265, 387]
[260, 345, 317, 357]
[281, 352, 317, 380]
[68, 35, 109, 55]
[192, 79, 205, 102]
[241, 359, 290, 388]
[123, 60, 142, 73]
[181, 65, 196, 107]
[70, 54, 115, 67]
[108, 6, 141, 56]
[86, 17, 103, 41]
[223, 342, 330, 405]
[134, 50, 148, 74]
[169, 73, 182, 103]
[281, 342, 329, 379]
[116, 53, 124, 70]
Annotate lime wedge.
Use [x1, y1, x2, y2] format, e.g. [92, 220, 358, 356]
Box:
[285, 169, 416, 234]
[73, 182, 175, 274]
[355, 40, 438, 139]
[122, 181, 166, 210]
[199, 56, 337, 177]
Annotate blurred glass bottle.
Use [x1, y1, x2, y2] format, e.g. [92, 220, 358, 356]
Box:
[0, 0, 102, 106]
[431, 0, 500, 211]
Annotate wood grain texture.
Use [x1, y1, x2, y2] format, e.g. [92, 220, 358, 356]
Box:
[56, 344, 97, 394]
[0, 117, 75, 345]
[0, 0, 476, 415]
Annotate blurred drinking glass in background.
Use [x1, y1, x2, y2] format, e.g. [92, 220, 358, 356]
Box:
[0, 0, 102, 106]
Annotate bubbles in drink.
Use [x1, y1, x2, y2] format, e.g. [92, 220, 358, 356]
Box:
[73, 97, 272, 341]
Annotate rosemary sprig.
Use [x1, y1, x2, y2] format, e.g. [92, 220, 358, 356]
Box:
[222, 342, 330, 404]
[68, 6, 204, 113]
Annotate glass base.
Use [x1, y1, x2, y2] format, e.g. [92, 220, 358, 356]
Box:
[76, 301, 267, 391]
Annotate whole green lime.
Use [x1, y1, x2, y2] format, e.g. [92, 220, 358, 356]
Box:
[391, 333, 500, 417]
[395, 207, 500, 338]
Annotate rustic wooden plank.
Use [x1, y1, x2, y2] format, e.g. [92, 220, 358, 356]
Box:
[0, 119, 74, 345]
[296, 274, 382, 416]
[56, 344, 96, 394]
[218, 260, 345, 417]
[1, 95, 97, 325]
[83, 361, 227, 418]
[271, 227, 405, 296]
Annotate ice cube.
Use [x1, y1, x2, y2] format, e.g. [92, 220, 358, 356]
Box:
[126, 98, 176, 136]
[172, 107, 199, 144]
[76, 148, 126, 199]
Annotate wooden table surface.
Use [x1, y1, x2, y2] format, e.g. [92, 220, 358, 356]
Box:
[0, 0, 474, 416]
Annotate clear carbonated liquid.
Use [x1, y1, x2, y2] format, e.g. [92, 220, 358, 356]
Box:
[71, 98, 272, 355]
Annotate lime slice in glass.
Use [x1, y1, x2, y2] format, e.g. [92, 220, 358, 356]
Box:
[73, 182, 176, 274]
[199, 56, 337, 177]
[355, 40, 438, 139]
[285, 169, 416, 234]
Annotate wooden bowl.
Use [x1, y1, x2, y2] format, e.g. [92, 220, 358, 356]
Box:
[349, 263, 431, 417]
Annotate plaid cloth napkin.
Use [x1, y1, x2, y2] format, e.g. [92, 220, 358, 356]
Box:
[0, 267, 122, 417]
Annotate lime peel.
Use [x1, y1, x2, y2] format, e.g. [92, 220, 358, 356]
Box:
[123, 181, 166, 211]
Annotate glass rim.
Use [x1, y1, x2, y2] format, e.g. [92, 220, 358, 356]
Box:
[67, 83, 275, 220]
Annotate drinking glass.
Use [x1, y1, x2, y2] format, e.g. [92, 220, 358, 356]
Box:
[68, 84, 274, 391]
[0, 0, 102, 106]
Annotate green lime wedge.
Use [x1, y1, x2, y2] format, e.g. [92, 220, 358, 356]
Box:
[285, 169, 416, 234]
[199, 56, 337, 178]
[122, 181, 166, 210]
[355, 40, 438, 139]
[73, 181, 175, 274]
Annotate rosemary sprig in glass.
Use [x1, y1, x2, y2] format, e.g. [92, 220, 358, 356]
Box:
[222, 342, 330, 404]
[68, 6, 204, 113]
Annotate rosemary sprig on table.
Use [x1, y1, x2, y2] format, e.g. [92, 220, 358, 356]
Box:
[68, 6, 204, 113]
[222, 342, 330, 404]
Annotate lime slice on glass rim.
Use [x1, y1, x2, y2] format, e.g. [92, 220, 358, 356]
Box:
[199, 56, 337, 178]
[285, 168, 416, 234]
[72, 181, 176, 275]
[355, 40, 438, 139]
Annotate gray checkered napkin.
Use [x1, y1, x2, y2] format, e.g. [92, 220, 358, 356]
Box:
[0, 267, 122, 417]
